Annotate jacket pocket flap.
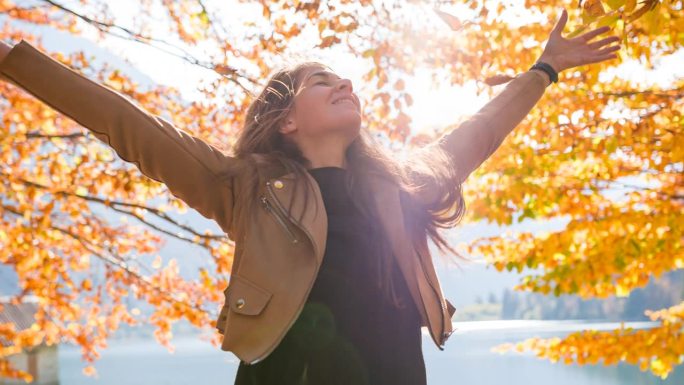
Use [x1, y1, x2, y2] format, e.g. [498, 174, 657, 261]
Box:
[226, 275, 273, 316]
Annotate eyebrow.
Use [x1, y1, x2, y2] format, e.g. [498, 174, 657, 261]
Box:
[306, 71, 341, 82]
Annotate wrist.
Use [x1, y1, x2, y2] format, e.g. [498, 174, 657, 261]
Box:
[537, 56, 561, 73]
[530, 68, 552, 86]
[529, 61, 558, 85]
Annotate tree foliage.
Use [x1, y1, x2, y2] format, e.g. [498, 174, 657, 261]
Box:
[0, 0, 681, 381]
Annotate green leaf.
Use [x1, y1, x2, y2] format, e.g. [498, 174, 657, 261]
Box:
[524, 207, 536, 220]
[505, 261, 515, 272]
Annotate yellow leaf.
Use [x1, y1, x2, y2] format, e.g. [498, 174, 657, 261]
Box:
[597, 14, 620, 28]
[615, 283, 630, 297]
[650, 358, 666, 375]
[627, 3, 652, 22]
[567, 24, 589, 38]
[606, 0, 625, 11]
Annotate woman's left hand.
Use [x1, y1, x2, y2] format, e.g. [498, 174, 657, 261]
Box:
[537, 8, 621, 73]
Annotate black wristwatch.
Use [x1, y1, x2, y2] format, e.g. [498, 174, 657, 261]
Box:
[529, 61, 559, 83]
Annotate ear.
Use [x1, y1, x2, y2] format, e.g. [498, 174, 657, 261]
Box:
[279, 113, 297, 135]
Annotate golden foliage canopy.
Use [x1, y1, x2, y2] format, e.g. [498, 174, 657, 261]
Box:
[0, 0, 681, 381]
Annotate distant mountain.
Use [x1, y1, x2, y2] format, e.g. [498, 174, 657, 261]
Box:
[498, 269, 684, 321]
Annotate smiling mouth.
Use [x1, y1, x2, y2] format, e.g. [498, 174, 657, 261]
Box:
[332, 99, 355, 107]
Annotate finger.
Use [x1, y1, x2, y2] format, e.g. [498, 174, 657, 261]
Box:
[573, 25, 611, 42]
[583, 53, 618, 65]
[551, 8, 568, 36]
[588, 36, 621, 50]
[594, 44, 621, 56]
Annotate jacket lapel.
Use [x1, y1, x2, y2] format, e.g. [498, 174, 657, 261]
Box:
[366, 174, 430, 327]
[262, 168, 328, 264]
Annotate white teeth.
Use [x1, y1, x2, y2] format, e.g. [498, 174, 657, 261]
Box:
[333, 98, 353, 105]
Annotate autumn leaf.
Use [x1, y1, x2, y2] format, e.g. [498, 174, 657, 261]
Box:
[434, 8, 464, 31]
[605, 0, 626, 11]
[584, 0, 606, 17]
[318, 34, 341, 48]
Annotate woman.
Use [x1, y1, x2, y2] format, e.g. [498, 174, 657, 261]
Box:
[0, 8, 619, 385]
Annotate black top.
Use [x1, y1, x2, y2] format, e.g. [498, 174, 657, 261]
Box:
[234, 166, 426, 385]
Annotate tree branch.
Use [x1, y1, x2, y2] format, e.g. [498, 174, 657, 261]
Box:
[38, 0, 258, 94]
[24, 132, 86, 139]
[2, 203, 219, 317]
[6, 174, 231, 245]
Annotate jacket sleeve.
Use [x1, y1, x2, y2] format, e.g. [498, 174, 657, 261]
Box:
[0, 40, 237, 232]
[413, 70, 549, 206]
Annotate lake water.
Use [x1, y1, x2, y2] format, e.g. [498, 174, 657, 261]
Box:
[58, 320, 683, 385]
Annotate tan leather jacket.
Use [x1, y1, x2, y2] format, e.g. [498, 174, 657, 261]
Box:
[0, 40, 549, 364]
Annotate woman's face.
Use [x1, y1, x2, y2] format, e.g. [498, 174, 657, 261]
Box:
[280, 65, 362, 144]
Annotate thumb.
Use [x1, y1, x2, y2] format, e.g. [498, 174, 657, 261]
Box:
[551, 8, 568, 37]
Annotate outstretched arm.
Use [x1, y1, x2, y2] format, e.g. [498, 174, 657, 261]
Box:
[435, 69, 550, 186]
[0, 39, 240, 233]
[417, 9, 620, 204]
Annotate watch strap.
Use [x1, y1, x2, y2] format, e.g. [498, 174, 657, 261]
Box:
[529, 61, 558, 83]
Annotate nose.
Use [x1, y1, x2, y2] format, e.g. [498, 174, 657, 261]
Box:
[336, 78, 353, 93]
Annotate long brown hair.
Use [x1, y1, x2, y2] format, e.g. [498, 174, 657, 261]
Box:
[226, 61, 473, 309]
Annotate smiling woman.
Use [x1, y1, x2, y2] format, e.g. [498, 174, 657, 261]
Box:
[228, 60, 445, 385]
[0, 6, 621, 385]
[217, 9, 620, 382]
